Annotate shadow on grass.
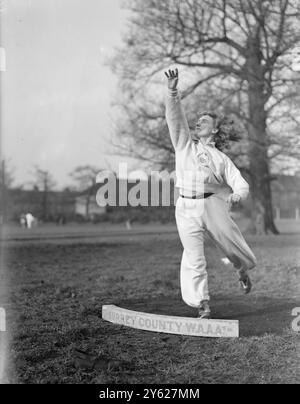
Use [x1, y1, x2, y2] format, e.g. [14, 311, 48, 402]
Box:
[116, 295, 299, 338]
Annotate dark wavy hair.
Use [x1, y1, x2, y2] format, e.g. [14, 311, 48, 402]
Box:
[194, 111, 241, 151]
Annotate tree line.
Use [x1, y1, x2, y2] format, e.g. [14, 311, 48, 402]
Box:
[0, 161, 102, 222]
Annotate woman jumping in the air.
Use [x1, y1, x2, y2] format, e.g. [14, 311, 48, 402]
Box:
[165, 68, 257, 319]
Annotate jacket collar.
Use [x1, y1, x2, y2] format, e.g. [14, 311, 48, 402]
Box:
[197, 137, 216, 148]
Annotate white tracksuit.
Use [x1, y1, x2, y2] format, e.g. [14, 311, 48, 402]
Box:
[166, 89, 257, 308]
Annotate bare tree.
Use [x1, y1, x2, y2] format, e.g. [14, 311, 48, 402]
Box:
[0, 159, 14, 188]
[70, 165, 103, 218]
[111, 0, 300, 234]
[33, 167, 56, 220]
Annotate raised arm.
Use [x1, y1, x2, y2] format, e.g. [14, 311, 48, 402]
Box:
[164, 69, 191, 150]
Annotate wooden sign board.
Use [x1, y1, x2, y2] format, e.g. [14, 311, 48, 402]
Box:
[102, 305, 239, 338]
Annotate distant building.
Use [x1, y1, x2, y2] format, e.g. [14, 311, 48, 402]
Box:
[3, 187, 106, 223]
[4, 188, 78, 222]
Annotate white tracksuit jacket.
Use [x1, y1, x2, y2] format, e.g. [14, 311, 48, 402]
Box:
[165, 89, 249, 201]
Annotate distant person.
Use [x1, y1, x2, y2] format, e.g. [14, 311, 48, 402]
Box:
[20, 214, 27, 228]
[165, 68, 257, 319]
[26, 213, 35, 229]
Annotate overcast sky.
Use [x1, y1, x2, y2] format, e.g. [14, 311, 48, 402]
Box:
[1, 0, 135, 189]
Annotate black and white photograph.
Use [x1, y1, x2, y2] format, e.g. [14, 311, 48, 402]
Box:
[0, 0, 300, 386]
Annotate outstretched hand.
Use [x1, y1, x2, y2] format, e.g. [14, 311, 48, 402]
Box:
[227, 194, 241, 210]
[165, 68, 179, 91]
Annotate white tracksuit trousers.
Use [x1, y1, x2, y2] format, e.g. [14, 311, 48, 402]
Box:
[175, 194, 257, 308]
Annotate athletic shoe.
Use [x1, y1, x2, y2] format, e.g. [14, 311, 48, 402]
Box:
[239, 273, 252, 294]
[197, 300, 211, 319]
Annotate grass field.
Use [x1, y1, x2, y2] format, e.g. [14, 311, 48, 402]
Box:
[0, 223, 300, 384]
